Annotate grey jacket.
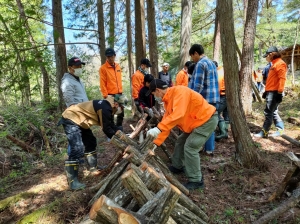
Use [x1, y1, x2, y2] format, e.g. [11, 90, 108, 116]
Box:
[61, 73, 89, 107]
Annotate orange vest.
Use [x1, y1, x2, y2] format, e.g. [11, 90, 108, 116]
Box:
[99, 61, 123, 98]
[265, 58, 287, 93]
[175, 69, 188, 86]
[217, 66, 225, 95]
[131, 70, 144, 99]
[154, 86, 216, 146]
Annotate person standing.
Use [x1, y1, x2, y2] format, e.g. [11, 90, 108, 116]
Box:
[158, 62, 173, 87]
[175, 61, 192, 86]
[254, 46, 287, 138]
[146, 79, 218, 190]
[189, 44, 219, 156]
[58, 95, 127, 190]
[132, 58, 152, 109]
[99, 48, 124, 127]
[61, 57, 89, 107]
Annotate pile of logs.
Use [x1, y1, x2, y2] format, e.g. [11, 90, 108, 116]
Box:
[84, 130, 209, 224]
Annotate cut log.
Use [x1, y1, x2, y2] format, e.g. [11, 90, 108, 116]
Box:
[287, 117, 300, 126]
[40, 126, 52, 155]
[139, 135, 155, 153]
[89, 195, 144, 224]
[115, 130, 139, 148]
[6, 134, 39, 157]
[110, 135, 128, 150]
[254, 188, 300, 224]
[281, 134, 300, 147]
[126, 153, 143, 166]
[286, 151, 300, 167]
[129, 113, 148, 139]
[252, 81, 263, 103]
[159, 143, 172, 162]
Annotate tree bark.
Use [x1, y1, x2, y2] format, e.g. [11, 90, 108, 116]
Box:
[239, 0, 259, 115]
[146, 0, 159, 77]
[129, 114, 148, 139]
[97, 0, 106, 64]
[213, 9, 221, 62]
[281, 134, 300, 147]
[108, 0, 115, 48]
[134, 0, 146, 68]
[52, 0, 67, 112]
[126, 0, 134, 98]
[217, 0, 264, 169]
[179, 0, 192, 69]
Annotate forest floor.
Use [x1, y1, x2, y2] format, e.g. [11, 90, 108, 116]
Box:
[1, 92, 300, 224]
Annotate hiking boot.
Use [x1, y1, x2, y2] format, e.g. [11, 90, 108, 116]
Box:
[184, 178, 205, 190]
[269, 128, 284, 137]
[65, 160, 86, 190]
[168, 165, 184, 174]
[254, 129, 268, 138]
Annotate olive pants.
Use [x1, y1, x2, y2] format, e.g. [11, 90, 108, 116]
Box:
[171, 113, 218, 182]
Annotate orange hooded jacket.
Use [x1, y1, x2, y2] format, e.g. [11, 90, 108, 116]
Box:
[132, 70, 144, 99]
[99, 61, 123, 98]
[217, 66, 226, 95]
[154, 86, 216, 146]
[265, 58, 287, 93]
[175, 69, 188, 86]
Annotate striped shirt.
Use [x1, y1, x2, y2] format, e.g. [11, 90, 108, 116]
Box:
[189, 56, 220, 104]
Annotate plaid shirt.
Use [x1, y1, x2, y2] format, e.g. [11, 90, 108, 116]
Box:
[189, 56, 220, 104]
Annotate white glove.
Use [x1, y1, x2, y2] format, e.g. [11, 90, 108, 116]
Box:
[146, 127, 161, 138]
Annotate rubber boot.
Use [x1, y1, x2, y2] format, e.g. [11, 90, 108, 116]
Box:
[85, 150, 98, 172]
[215, 121, 228, 141]
[65, 160, 86, 190]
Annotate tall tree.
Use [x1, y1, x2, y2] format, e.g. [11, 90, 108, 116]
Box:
[135, 0, 146, 68]
[97, 0, 106, 64]
[108, 0, 115, 48]
[147, 0, 159, 77]
[126, 0, 134, 76]
[239, 0, 259, 114]
[52, 0, 67, 111]
[16, 0, 50, 103]
[217, 0, 264, 169]
[179, 0, 192, 69]
[213, 8, 221, 62]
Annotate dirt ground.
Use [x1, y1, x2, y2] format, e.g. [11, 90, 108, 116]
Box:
[1, 98, 300, 223]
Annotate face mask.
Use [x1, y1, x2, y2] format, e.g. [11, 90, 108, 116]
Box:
[115, 106, 122, 115]
[74, 68, 83, 76]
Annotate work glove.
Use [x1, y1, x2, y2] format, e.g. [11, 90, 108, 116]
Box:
[144, 108, 154, 118]
[262, 92, 267, 99]
[146, 127, 161, 138]
[275, 93, 283, 103]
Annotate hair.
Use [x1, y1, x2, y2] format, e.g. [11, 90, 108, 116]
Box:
[144, 74, 154, 84]
[189, 44, 204, 56]
[212, 61, 218, 67]
[184, 61, 193, 67]
[271, 52, 281, 60]
[187, 63, 196, 75]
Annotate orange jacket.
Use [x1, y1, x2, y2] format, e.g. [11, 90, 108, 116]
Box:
[99, 61, 123, 98]
[175, 69, 188, 86]
[154, 86, 216, 146]
[132, 70, 144, 99]
[265, 58, 287, 93]
[217, 66, 225, 95]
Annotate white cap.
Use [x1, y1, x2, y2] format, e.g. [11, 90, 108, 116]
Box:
[162, 62, 170, 67]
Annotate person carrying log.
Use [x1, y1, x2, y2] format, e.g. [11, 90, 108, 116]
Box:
[145, 79, 218, 190]
[254, 46, 287, 138]
[57, 94, 128, 190]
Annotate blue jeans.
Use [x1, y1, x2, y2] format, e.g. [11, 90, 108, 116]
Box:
[262, 91, 284, 131]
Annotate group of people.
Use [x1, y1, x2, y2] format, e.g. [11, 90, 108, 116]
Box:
[58, 43, 287, 191]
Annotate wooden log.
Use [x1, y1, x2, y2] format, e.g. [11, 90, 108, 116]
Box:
[40, 126, 52, 155]
[281, 134, 300, 147]
[115, 130, 139, 148]
[126, 153, 143, 166]
[124, 145, 142, 159]
[113, 188, 133, 207]
[104, 150, 124, 172]
[6, 134, 39, 157]
[252, 81, 263, 103]
[151, 107, 162, 121]
[254, 188, 300, 224]
[172, 203, 207, 224]
[170, 129, 179, 139]
[89, 195, 144, 224]
[148, 185, 181, 224]
[139, 135, 155, 153]
[287, 117, 300, 125]
[110, 135, 128, 150]
[159, 143, 172, 162]
[121, 169, 154, 207]
[129, 113, 148, 139]
[286, 151, 300, 167]
[89, 159, 129, 205]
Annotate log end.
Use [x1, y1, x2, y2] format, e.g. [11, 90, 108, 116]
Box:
[89, 195, 105, 220]
[139, 162, 149, 172]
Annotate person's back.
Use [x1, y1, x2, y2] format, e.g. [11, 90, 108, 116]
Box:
[175, 61, 192, 86]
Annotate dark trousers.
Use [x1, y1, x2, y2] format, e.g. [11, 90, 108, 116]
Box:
[263, 92, 284, 131]
[116, 110, 124, 127]
[59, 117, 97, 160]
[217, 95, 229, 121]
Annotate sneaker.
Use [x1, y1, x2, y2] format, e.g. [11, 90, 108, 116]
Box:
[168, 165, 184, 174]
[254, 130, 268, 138]
[269, 129, 284, 137]
[184, 178, 205, 190]
[204, 151, 214, 157]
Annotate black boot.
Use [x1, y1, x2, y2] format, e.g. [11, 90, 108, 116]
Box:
[65, 160, 85, 190]
[215, 121, 228, 141]
[85, 150, 98, 172]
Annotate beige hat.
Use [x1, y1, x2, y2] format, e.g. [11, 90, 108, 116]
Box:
[162, 62, 170, 67]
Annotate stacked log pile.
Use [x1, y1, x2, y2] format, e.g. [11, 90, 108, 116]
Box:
[86, 130, 209, 224]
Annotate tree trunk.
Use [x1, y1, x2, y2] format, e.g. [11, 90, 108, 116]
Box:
[213, 14, 221, 62]
[97, 0, 106, 65]
[125, 0, 134, 82]
[239, 0, 259, 115]
[146, 0, 159, 77]
[52, 0, 67, 112]
[217, 0, 264, 169]
[134, 0, 146, 68]
[16, 0, 50, 103]
[108, 0, 115, 48]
